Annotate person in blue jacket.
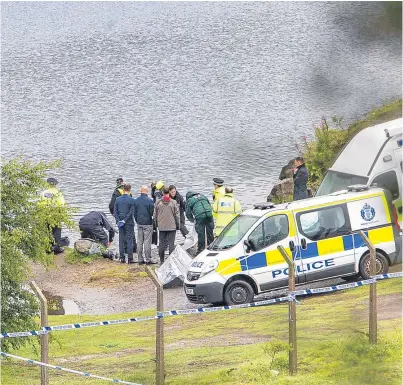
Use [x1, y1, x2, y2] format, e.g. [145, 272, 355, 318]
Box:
[134, 185, 155, 265]
[114, 184, 135, 264]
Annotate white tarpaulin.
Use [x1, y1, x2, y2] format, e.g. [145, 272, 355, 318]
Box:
[182, 225, 198, 250]
[155, 245, 193, 285]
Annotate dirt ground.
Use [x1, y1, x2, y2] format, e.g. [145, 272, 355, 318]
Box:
[30, 251, 195, 315]
[30, 253, 403, 316]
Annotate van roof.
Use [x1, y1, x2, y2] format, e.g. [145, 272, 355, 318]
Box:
[244, 187, 385, 217]
[329, 118, 402, 177]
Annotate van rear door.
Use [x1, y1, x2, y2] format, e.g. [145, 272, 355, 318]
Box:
[370, 168, 401, 227]
[294, 203, 355, 283]
[394, 148, 402, 224]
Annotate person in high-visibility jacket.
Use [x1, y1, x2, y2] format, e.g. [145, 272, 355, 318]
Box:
[212, 177, 226, 202]
[212, 187, 242, 236]
[40, 177, 66, 254]
[109, 177, 125, 215]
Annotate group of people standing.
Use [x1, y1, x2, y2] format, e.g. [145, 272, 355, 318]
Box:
[42, 157, 309, 263]
[110, 177, 242, 264]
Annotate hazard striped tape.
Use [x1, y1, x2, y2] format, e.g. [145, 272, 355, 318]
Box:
[0, 352, 143, 385]
[0, 296, 291, 339]
[1, 272, 401, 339]
[293, 272, 402, 296]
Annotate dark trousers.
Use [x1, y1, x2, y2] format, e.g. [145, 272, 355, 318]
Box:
[158, 230, 176, 264]
[195, 216, 214, 253]
[179, 213, 189, 237]
[52, 226, 62, 245]
[119, 224, 134, 262]
[122, 230, 137, 253]
[80, 225, 108, 247]
[131, 230, 137, 253]
[152, 222, 158, 245]
[50, 226, 63, 253]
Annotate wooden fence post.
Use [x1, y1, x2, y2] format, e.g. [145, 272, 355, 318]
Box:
[146, 267, 165, 385]
[358, 231, 377, 344]
[277, 246, 297, 375]
[29, 281, 49, 385]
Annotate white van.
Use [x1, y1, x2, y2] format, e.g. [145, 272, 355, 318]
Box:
[316, 118, 402, 227]
[184, 187, 400, 306]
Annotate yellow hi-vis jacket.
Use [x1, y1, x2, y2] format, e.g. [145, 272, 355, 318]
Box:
[212, 193, 242, 236]
[39, 186, 65, 207]
[213, 185, 226, 202]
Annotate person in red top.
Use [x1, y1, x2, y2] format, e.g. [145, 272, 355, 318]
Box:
[154, 186, 180, 264]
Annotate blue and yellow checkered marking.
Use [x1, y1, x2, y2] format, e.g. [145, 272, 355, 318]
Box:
[215, 225, 394, 276]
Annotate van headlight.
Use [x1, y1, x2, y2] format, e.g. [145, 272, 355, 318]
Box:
[199, 260, 219, 278]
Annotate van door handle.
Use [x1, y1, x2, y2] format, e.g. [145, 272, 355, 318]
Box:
[398, 207, 402, 214]
[301, 238, 307, 250]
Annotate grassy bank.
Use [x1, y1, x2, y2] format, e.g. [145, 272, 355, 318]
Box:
[2, 277, 401, 385]
[304, 99, 402, 191]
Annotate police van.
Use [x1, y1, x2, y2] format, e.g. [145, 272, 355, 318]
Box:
[316, 118, 402, 226]
[184, 186, 401, 306]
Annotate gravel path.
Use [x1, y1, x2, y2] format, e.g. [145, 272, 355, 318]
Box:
[30, 252, 402, 316]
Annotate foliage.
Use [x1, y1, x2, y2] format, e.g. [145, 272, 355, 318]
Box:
[64, 247, 103, 265]
[302, 99, 402, 191]
[263, 339, 289, 370]
[272, 194, 293, 205]
[302, 118, 349, 190]
[1, 157, 75, 351]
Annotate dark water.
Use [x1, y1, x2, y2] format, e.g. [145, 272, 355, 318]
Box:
[42, 291, 80, 315]
[1, 2, 401, 241]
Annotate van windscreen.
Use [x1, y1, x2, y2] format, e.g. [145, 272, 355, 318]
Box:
[209, 215, 259, 251]
[316, 171, 368, 196]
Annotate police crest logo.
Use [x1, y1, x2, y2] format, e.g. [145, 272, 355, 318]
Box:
[361, 203, 376, 221]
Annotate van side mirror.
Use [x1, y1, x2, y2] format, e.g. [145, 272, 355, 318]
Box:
[244, 239, 256, 253]
[289, 240, 295, 252]
[244, 239, 252, 253]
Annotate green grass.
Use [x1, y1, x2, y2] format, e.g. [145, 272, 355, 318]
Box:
[2, 278, 402, 385]
[347, 99, 402, 136]
[64, 247, 103, 265]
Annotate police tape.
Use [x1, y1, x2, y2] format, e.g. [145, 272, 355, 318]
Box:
[0, 352, 144, 385]
[1, 272, 401, 339]
[0, 296, 291, 339]
[293, 272, 402, 296]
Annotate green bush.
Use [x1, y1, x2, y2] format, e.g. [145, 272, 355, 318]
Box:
[1, 157, 75, 351]
[302, 99, 402, 191]
[303, 119, 349, 190]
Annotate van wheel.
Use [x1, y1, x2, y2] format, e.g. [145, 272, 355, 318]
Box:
[359, 252, 389, 280]
[224, 280, 254, 306]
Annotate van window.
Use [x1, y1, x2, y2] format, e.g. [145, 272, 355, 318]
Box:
[248, 215, 289, 251]
[371, 171, 399, 199]
[297, 205, 350, 240]
[209, 215, 259, 251]
[316, 170, 368, 196]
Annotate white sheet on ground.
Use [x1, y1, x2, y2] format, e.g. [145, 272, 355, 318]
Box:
[155, 245, 193, 285]
[182, 224, 197, 250]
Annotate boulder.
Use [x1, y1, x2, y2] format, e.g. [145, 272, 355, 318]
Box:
[267, 178, 294, 202]
[279, 159, 295, 180]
